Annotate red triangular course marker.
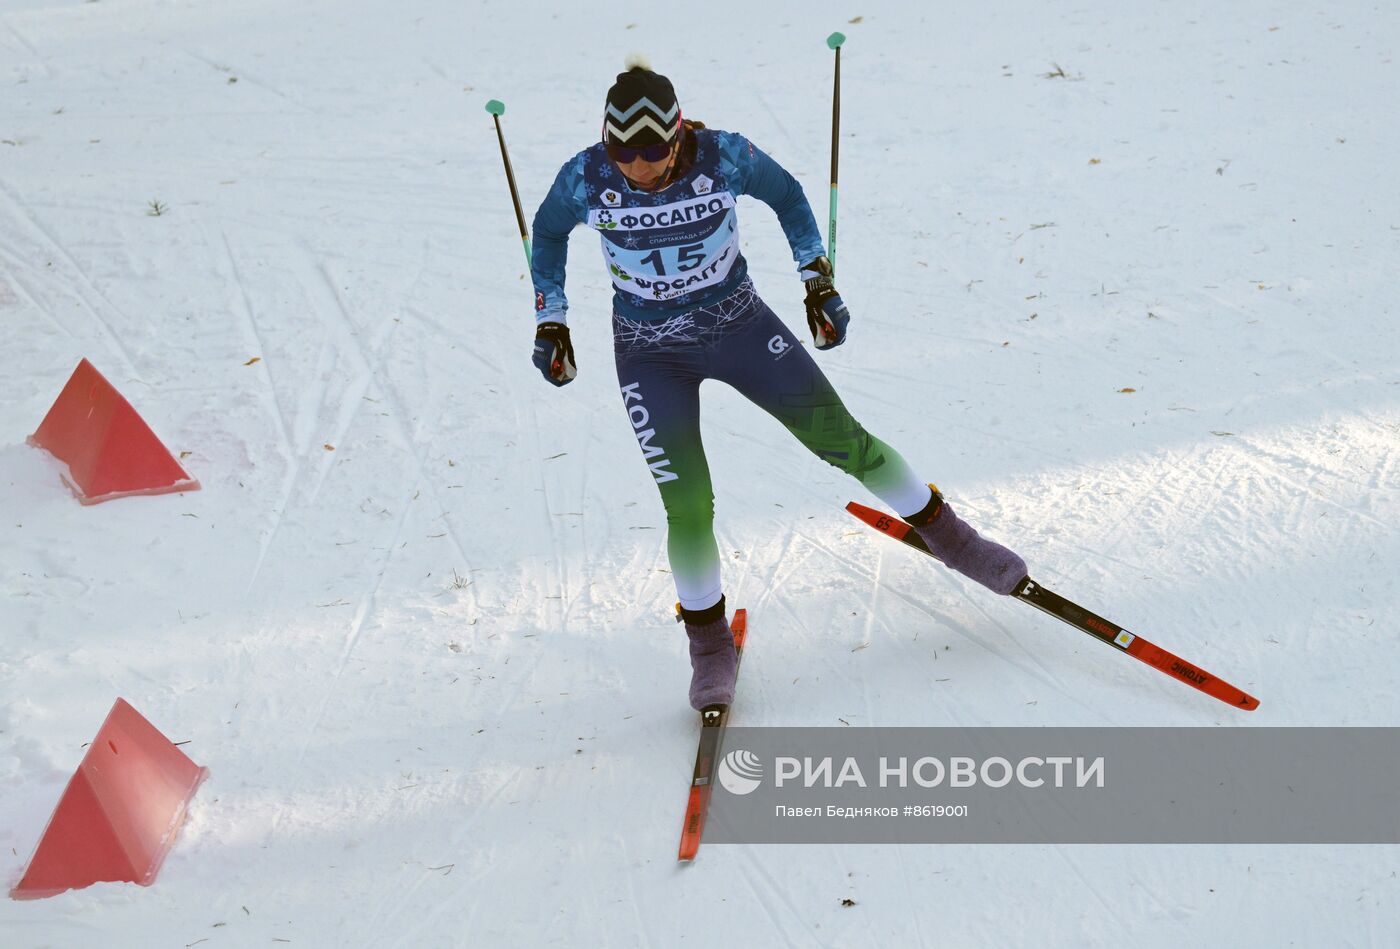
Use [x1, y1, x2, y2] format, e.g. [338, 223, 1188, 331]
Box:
[10, 699, 209, 900]
[27, 358, 199, 504]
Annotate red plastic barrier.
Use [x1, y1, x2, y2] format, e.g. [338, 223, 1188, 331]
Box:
[10, 699, 209, 900]
[27, 358, 199, 504]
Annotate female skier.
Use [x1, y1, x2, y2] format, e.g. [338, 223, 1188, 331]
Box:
[529, 57, 1027, 712]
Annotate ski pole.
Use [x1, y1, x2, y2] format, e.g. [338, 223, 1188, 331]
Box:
[485, 99, 532, 269]
[825, 32, 845, 279]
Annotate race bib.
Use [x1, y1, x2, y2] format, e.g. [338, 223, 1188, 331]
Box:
[589, 193, 741, 303]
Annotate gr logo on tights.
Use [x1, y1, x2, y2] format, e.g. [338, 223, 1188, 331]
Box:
[767, 335, 791, 357]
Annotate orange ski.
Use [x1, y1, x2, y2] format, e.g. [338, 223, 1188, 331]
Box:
[678, 609, 748, 862]
[846, 500, 1259, 711]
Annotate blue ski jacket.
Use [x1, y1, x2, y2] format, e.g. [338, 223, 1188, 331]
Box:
[530, 127, 825, 324]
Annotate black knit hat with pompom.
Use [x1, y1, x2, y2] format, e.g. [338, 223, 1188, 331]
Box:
[604, 54, 680, 147]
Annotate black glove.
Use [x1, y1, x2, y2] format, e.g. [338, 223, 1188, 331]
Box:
[531, 322, 577, 387]
[800, 256, 850, 349]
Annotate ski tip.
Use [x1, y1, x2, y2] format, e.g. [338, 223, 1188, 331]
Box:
[844, 500, 881, 525]
[845, 499, 889, 522]
[1236, 694, 1261, 711]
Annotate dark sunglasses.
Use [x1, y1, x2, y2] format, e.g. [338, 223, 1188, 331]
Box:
[605, 140, 675, 164]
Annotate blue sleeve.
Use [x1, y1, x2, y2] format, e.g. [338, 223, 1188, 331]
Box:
[718, 131, 826, 273]
[530, 153, 589, 325]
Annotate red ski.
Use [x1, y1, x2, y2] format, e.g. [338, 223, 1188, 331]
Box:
[677, 609, 748, 862]
[846, 500, 1259, 712]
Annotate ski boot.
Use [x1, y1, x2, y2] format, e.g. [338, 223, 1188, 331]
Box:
[677, 598, 737, 711]
[906, 485, 1027, 595]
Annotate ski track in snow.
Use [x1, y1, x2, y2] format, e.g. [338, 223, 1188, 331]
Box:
[0, 240, 76, 343]
[788, 523, 1110, 722]
[179, 46, 318, 113]
[208, 223, 302, 591]
[734, 848, 825, 945]
[0, 13, 52, 80]
[0, 180, 141, 374]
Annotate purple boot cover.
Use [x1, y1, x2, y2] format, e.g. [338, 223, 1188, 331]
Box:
[686, 617, 737, 710]
[914, 501, 1028, 595]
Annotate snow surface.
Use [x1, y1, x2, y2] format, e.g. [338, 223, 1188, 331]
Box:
[2, 0, 1398, 945]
